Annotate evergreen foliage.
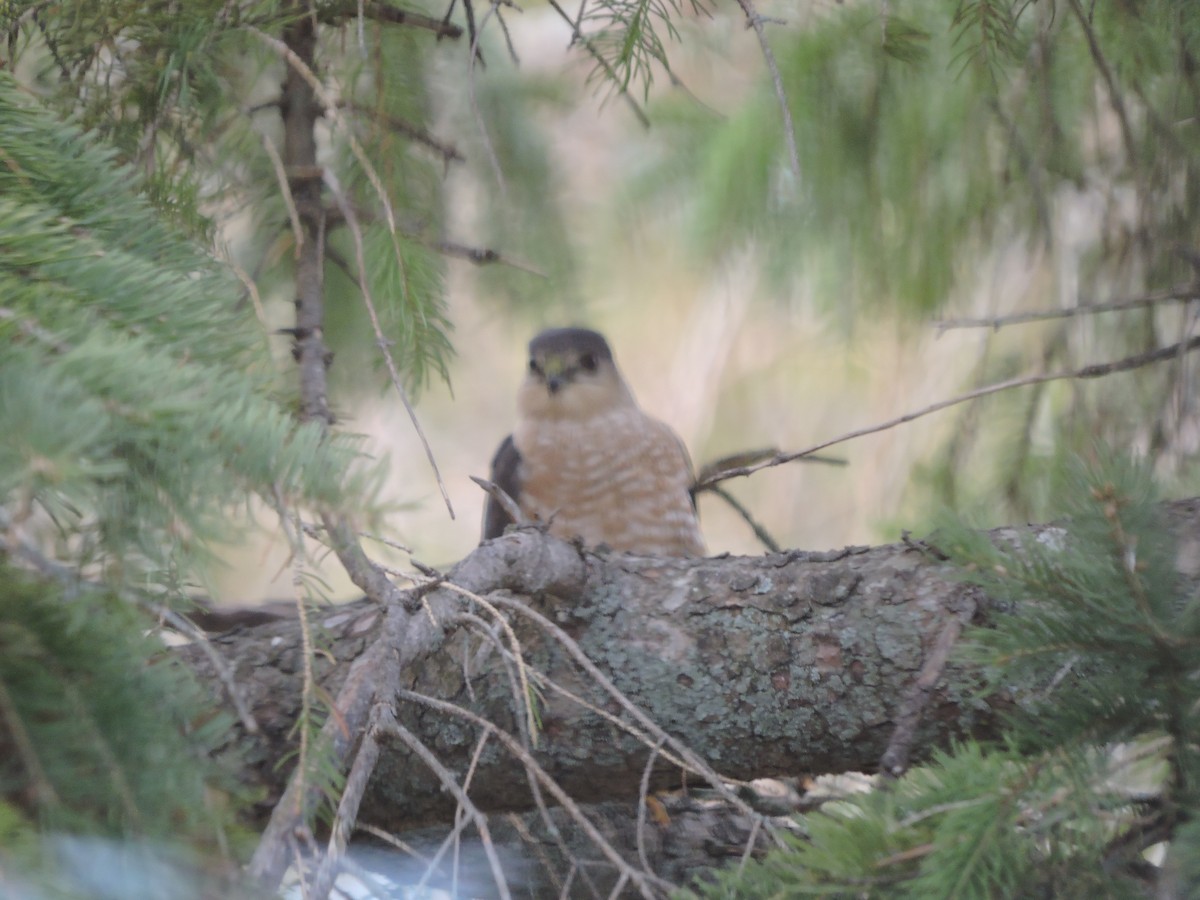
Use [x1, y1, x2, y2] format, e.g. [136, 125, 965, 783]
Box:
[0, 566, 237, 841]
[10, 0, 454, 395]
[0, 65, 382, 884]
[0, 72, 384, 585]
[687, 453, 1197, 897]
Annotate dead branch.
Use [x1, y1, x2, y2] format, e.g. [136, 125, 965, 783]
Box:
[397, 689, 670, 899]
[733, 0, 800, 184]
[694, 334, 1200, 491]
[319, 0, 465, 39]
[934, 285, 1200, 332]
[336, 100, 464, 164]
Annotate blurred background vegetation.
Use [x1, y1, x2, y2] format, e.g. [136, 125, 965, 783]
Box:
[4, 0, 1199, 590]
[3, 0, 1199, 892]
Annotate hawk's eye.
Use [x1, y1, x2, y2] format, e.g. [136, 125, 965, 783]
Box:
[528, 358, 541, 375]
[579, 353, 598, 372]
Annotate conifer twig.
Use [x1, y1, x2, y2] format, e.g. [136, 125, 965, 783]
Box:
[733, 0, 801, 184]
[546, 0, 651, 128]
[695, 334, 1200, 490]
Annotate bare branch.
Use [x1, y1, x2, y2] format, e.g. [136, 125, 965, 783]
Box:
[318, 0, 465, 38]
[383, 716, 516, 900]
[337, 100, 464, 164]
[397, 689, 671, 899]
[437, 240, 548, 276]
[467, 0, 509, 194]
[695, 334, 1200, 490]
[485, 594, 786, 846]
[878, 599, 976, 779]
[150, 602, 260, 735]
[934, 285, 1200, 332]
[733, 0, 801, 184]
[307, 705, 385, 899]
[636, 738, 666, 880]
[706, 485, 781, 553]
[471, 475, 526, 528]
[256, 129, 305, 258]
[1066, 0, 1138, 169]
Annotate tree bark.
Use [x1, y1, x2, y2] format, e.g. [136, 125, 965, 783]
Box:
[183, 523, 1008, 827]
[178, 498, 1200, 892]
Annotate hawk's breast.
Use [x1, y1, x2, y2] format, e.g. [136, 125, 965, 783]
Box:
[513, 407, 704, 556]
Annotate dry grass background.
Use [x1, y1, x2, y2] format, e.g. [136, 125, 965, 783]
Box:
[210, 3, 1081, 604]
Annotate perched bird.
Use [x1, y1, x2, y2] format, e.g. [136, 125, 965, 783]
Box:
[482, 327, 705, 557]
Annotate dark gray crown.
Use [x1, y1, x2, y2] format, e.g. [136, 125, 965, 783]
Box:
[528, 327, 614, 363]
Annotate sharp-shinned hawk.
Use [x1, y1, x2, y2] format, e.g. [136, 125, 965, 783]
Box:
[482, 327, 705, 557]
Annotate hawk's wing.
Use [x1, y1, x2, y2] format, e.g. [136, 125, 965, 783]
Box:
[482, 434, 522, 541]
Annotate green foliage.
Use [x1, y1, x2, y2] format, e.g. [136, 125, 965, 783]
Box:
[0, 71, 384, 584]
[12, 1, 455, 397]
[0, 567, 236, 839]
[689, 452, 1195, 896]
[583, 0, 704, 100]
[0, 565, 253, 890]
[312, 24, 455, 394]
[641, 3, 1011, 319]
[640, 0, 1198, 322]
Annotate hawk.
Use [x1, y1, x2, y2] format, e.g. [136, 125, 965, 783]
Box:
[482, 327, 705, 557]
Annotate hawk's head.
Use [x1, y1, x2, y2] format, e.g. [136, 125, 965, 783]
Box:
[518, 327, 634, 419]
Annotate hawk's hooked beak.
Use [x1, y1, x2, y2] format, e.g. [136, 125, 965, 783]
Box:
[540, 355, 569, 395]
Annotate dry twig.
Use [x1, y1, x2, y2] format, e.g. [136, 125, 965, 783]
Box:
[694, 334, 1200, 490]
[733, 0, 801, 184]
[934, 285, 1199, 332]
[397, 689, 672, 899]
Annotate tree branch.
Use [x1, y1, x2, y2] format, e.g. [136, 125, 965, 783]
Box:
[934, 285, 1200, 332]
[695, 334, 1200, 490]
[733, 0, 801, 184]
[318, 0, 465, 38]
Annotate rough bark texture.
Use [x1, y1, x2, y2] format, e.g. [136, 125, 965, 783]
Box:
[178, 499, 1200, 892]
[184, 528, 1000, 827]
